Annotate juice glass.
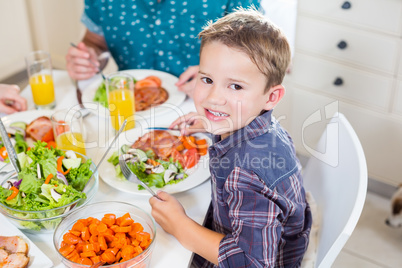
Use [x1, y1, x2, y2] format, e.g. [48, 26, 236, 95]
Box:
[25, 51, 56, 109]
[51, 109, 86, 156]
[106, 72, 135, 132]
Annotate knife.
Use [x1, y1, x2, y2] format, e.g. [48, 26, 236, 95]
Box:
[0, 119, 21, 173]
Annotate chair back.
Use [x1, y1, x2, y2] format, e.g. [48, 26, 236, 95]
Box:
[303, 113, 368, 267]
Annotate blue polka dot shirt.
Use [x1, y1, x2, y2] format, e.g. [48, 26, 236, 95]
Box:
[82, 0, 261, 77]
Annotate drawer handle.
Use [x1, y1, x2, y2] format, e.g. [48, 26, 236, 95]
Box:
[337, 40, 348, 50]
[334, 77, 343, 86]
[341, 1, 351, 9]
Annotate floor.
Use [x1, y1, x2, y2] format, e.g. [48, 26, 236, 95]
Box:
[332, 191, 402, 268]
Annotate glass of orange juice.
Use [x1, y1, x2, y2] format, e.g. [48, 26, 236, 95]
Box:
[106, 72, 135, 132]
[51, 109, 86, 156]
[25, 51, 56, 109]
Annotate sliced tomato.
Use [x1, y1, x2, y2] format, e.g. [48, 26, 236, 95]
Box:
[184, 148, 199, 169]
[135, 78, 159, 90]
[144, 76, 162, 87]
[171, 148, 185, 168]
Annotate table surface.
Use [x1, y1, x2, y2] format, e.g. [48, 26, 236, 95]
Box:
[16, 70, 212, 268]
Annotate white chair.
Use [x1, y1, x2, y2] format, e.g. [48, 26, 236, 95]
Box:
[301, 112, 368, 267]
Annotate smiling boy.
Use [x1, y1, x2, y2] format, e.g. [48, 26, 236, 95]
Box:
[149, 8, 312, 267]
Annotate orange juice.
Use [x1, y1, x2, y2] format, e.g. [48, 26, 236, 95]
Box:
[29, 74, 55, 106]
[56, 132, 87, 156]
[108, 89, 135, 131]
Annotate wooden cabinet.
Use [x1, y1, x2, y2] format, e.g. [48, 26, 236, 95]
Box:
[283, 0, 402, 186]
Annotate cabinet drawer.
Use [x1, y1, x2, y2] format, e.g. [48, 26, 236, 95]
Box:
[398, 42, 402, 78]
[288, 54, 393, 110]
[295, 16, 399, 74]
[298, 0, 402, 35]
[393, 80, 402, 116]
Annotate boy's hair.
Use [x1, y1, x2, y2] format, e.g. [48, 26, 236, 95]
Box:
[198, 7, 291, 92]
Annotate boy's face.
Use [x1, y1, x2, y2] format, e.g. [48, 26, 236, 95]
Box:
[194, 41, 273, 139]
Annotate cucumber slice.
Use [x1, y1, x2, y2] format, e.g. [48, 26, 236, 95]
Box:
[10, 122, 27, 130]
[62, 158, 81, 169]
[120, 144, 130, 154]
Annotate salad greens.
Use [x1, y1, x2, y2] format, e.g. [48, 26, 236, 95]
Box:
[107, 146, 188, 190]
[93, 81, 108, 108]
[93, 76, 137, 108]
[0, 141, 93, 230]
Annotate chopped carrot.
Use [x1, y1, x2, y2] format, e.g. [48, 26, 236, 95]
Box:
[119, 213, 134, 226]
[195, 138, 208, 148]
[46, 141, 57, 149]
[176, 143, 185, 152]
[81, 226, 91, 241]
[6, 186, 19, 201]
[58, 213, 152, 265]
[97, 222, 108, 233]
[59, 244, 75, 257]
[44, 173, 53, 184]
[198, 148, 208, 156]
[146, 158, 160, 166]
[102, 213, 116, 227]
[63, 233, 81, 245]
[0, 147, 8, 159]
[114, 226, 131, 233]
[41, 129, 54, 142]
[72, 221, 85, 232]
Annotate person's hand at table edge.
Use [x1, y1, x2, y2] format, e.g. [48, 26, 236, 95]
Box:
[0, 84, 27, 114]
[176, 65, 199, 99]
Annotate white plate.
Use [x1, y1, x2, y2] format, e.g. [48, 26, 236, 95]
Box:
[97, 128, 211, 195]
[81, 69, 187, 120]
[0, 213, 53, 268]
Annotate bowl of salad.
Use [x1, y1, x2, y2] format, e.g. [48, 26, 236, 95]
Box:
[0, 141, 98, 233]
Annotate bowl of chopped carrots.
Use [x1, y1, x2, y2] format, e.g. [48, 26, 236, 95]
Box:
[53, 201, 156, 267]
[0, 146, 99, 233]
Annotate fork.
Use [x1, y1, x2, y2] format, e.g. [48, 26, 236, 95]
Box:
[119, 156, 161, 200]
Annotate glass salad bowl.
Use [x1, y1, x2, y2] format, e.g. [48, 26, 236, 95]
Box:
[53, 201, 156, 267]
[0, 149, 98, 234]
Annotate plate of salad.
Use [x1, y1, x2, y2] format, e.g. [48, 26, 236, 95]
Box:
[0, 110, 98, 232]
[81, 69, 187, 119]
[97, 128, 211, 195]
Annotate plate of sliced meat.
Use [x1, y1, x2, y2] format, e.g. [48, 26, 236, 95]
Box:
[0, 214, 53, 267]
[81, 69, 187, 120]
[97, 128, 211, 195]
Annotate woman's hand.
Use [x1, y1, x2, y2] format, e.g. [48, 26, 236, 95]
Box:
[0, 84, 27, 114]
[169, 112, 207, 136]
[176, 65, 199, 99]
[66, 42, 99, 80]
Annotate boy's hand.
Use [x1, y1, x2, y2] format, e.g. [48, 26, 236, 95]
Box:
[149, 191, 189, 236]
[169, 112, 207, 136]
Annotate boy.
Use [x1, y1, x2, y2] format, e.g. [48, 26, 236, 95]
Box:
[149, 8, 312, 267]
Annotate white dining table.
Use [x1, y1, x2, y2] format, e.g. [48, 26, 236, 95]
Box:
[18, 70, 212, 268]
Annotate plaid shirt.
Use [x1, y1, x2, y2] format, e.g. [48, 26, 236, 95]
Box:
[194, 110, 312, 268]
